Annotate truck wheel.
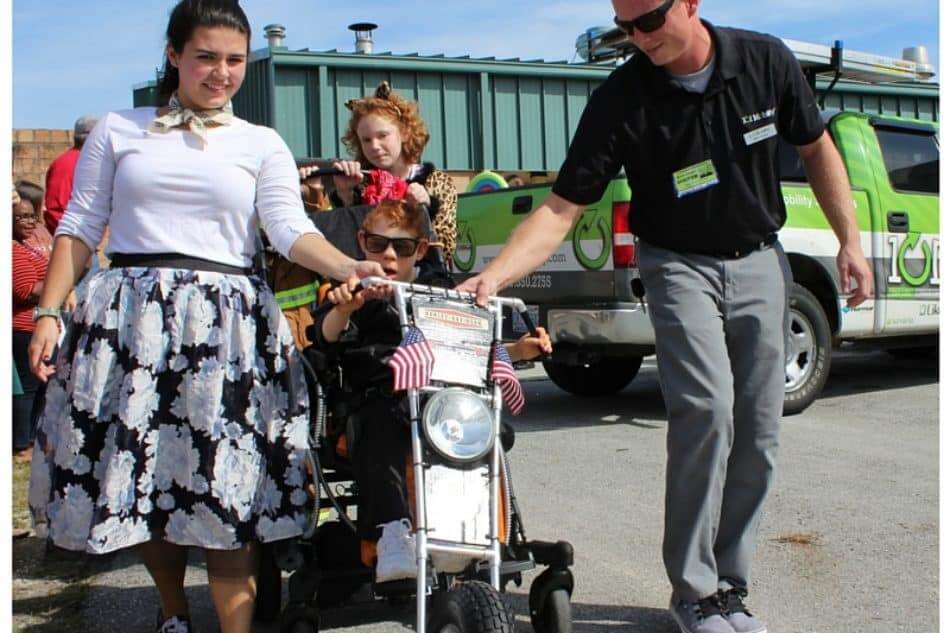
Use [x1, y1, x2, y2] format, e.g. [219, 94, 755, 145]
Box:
[783, 283, 832, 416]
[542, 357, 642, 396]
[427, 581, 515, 633]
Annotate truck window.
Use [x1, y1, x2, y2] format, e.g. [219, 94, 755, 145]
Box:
[875, 128, 939, 194]
[778, 139, 808, 183]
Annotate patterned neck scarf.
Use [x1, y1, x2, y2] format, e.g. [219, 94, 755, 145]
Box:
[149, 92, 234, 144]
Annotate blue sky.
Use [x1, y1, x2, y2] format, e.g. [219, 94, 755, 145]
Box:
[12, 0, 941, 129]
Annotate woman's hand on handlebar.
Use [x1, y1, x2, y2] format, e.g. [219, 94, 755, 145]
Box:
[28, 317, 60, 382]
[348, 260, 386, 282]
[331, 160, 363, 206]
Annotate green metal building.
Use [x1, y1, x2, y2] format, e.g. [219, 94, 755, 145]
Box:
[133, 44, 939, 172]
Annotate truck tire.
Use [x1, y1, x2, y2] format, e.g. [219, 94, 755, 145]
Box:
[783, 283, 832, 416]
[542, 357, 642, 396]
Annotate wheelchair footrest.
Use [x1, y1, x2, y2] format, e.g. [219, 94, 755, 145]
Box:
[373, 578, 417, 597]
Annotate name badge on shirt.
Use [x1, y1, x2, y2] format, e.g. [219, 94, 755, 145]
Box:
[672, 159, 719, 198]
[743, 123, 778, 146]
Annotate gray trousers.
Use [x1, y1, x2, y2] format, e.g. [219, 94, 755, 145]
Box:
[637, 240, 791, 601]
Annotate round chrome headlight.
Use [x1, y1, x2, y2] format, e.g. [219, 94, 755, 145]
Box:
[421, 388, 495, 463]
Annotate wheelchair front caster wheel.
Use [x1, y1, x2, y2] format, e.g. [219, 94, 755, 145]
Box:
[532, 588, 571, 633]
[529, 568, 574, 633]
[279, 604, 319, 633]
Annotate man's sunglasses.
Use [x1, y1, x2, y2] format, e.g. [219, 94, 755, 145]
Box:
[613, 0, 675, 35]
[362, 231, 421, 257]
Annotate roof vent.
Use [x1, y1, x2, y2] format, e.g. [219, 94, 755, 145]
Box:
[264, 24, 286, 48]
[902, 46, 935, 81]
[348, 22, 378, 54]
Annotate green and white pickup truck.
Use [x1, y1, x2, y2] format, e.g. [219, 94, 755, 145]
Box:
[453, 111, 939, 414]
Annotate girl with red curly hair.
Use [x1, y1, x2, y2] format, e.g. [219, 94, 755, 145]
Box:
[320, 81, 459, 259]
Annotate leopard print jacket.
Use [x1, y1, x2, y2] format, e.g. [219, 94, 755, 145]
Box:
[419, 167, 458, 257]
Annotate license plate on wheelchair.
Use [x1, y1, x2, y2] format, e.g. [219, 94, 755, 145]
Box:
[424, 463, 491, 546]
[411, 297, 495, 388]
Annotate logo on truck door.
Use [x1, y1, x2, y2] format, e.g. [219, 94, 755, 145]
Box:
[572, 211, 610, 270]
[887, 233, 940, 287]
[453, 223, 477, 272]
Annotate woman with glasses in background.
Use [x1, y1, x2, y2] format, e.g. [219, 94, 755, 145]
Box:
[12, 184, 54, 462]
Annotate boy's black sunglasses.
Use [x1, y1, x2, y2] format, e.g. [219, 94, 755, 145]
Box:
[613, 0, 675, 35]
[362, 232, 420, 257]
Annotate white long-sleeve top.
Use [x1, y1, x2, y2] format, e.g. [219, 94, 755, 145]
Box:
[55, 107, 320, 267]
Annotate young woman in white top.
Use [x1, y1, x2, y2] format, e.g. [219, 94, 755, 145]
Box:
[26, 2, 383, 632]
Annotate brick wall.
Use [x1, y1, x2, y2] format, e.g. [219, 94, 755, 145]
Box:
[12, 129, 73, 189]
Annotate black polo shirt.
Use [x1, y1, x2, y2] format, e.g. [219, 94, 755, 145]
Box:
[552, 21, 825, 257]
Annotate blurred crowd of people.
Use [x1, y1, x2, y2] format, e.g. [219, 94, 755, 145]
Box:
[11, 115, 96, 466]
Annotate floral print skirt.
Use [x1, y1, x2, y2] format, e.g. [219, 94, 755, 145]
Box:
[28, 266, 311, 554]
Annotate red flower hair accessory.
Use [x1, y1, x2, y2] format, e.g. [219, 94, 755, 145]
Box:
[361, 169, 408, 205]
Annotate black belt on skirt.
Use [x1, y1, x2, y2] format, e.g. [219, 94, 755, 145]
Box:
[110, 252, 253, 276]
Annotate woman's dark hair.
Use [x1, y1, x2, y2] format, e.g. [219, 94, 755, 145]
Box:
[15, 180, 44, 213]
[157, 0, 251, 106]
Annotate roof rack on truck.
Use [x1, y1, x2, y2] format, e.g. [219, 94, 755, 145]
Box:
[574, 26, 936, 92]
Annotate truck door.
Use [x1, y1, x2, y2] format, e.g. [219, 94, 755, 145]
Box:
[870, 120, 940, 334]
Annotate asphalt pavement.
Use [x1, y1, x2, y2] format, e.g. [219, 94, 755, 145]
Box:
[78, 348, 938, 633]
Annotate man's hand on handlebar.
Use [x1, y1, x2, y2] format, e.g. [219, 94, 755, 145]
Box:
[455, 273, 501, 307]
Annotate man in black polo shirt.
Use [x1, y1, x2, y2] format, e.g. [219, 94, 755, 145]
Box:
[459, 1, 872, 632]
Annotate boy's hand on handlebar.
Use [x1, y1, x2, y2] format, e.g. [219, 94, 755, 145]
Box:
[507, 327, 552, 362]
[327, 279, 391, 316]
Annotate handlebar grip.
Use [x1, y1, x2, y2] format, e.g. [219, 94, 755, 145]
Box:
[519, 308, 537, 335]
[299, 167, 344, 181]
[299, 168, 372, 182]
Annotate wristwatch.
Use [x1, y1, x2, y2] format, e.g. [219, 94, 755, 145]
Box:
[31, 306, 62, 323]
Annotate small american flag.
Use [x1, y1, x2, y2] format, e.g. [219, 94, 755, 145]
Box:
[388, 326, 435, 391]
[491, 342, 524, 415]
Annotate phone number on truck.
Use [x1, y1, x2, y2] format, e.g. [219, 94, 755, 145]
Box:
[511, 274, 553, 289]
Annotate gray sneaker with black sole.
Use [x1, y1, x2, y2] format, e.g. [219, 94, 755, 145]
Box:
[669, 594, 736, 633]
[719, 587, 766, 633]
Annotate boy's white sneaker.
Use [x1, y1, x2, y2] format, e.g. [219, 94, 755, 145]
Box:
[375, 518, 417, 582]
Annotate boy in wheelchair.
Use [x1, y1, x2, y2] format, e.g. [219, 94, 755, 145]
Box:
[312, 198, 551, 584]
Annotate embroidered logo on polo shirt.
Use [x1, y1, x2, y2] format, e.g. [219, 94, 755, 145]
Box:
[740, 107, 776, 126]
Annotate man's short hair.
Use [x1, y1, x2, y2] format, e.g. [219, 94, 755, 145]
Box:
[73, 115, 98, 146]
